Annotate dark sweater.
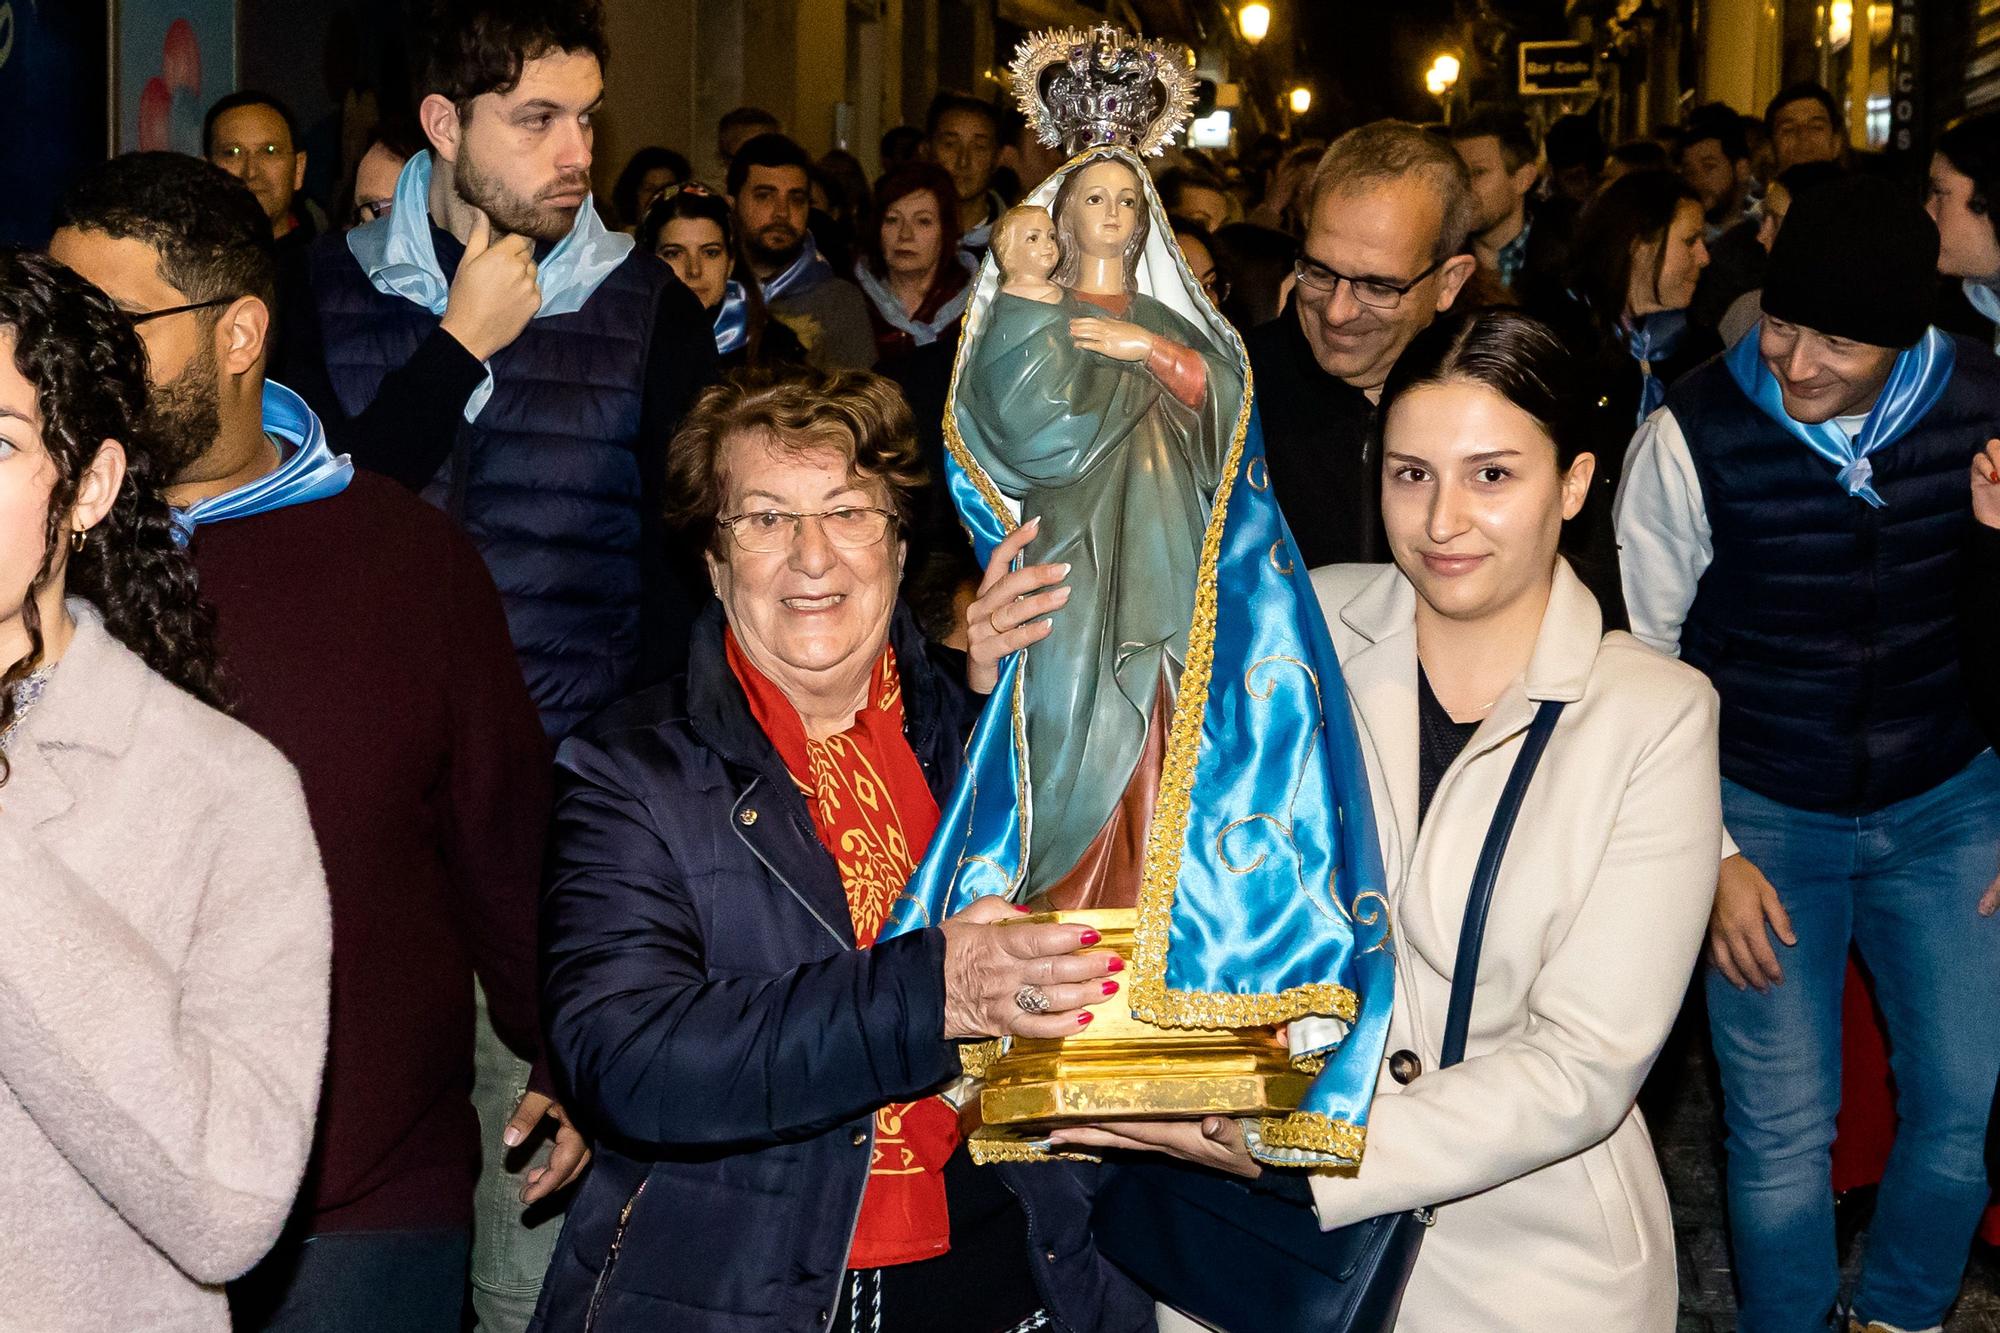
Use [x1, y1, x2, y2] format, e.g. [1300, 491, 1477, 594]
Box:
[189, 471, 550, 1232]
[1242, 298, 1387, 568]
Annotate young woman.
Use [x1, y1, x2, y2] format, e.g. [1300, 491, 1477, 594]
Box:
[639, 184, 805, 370]
[1537, 168, 1717, 626]
[0, 249, 329, 1329]
[853, 162, 977, 371]
[976, 307, 1724, 1332]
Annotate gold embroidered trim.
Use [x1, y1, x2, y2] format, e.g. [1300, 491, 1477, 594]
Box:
[967, 1138, 1100, 1165]
[958, 1038, 1001, 1079]
[1253, 1111, 1367, 1161]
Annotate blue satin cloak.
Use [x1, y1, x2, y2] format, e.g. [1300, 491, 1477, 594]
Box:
[885, 373, 1393, 1163]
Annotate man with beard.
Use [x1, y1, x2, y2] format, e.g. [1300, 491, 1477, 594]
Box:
[727, 132, 878, 370]
[288, 0, 716, 717]
[48, 150, 565, 1332]
[1449, 105, 1574, 307]
[284, 5, 713, 1327]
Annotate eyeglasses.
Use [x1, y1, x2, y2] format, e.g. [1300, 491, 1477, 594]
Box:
[716, 506, 898, 554]
[1292, 253, 1447, 310]
[210, 143, 291, 164]
[353, 198, 395, 226]
[128, 297, 234, 325]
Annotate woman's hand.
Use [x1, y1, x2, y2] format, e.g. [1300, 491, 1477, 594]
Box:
[1070, 316, 1155, 363]
[938, 896, 1122, 1040]
[964, 516, 1070, 695]
[1971, 438, 2000, 529]
[1047, 1116, 1262, 1178]
[1707, 853, 1796, 991]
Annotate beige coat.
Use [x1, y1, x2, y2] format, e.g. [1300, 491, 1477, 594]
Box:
[1303, 561, 1721, 1331]
[0, 604, 330, 1331]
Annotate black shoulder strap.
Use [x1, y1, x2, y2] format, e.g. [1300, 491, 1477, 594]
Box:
[1437, 699, 1566, 1070]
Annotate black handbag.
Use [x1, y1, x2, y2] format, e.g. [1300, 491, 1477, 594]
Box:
[1091, 699, 1567, 1333]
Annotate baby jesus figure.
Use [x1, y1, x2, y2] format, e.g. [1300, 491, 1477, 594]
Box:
[993, 205, 1064, 304]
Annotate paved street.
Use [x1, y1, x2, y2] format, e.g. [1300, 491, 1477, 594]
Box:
[1651, 1035, 2000, 1331]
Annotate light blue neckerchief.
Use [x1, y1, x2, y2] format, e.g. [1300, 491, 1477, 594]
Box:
[1724, 323, 1958, 508]
[758, 232, 831, 303]
[850, 252, 977, 347]
[1623, 309, 1690, 425]
[1965, 279, 2000, 354]
[712, 280, 750, 355]
[345, 150, 633, 422]
[170, 381, 353, 543]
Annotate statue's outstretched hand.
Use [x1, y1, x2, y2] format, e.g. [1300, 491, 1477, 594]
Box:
[1069, 316, 1154, 362]
[965, 515, 1071, 694]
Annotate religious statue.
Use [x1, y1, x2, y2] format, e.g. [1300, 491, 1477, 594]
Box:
[884, 25, 1394, 1169]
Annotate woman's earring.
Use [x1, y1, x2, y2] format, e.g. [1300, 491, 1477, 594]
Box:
[70, 528, 86, 554]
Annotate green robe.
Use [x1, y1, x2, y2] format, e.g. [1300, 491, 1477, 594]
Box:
[957, 289, 1244, 891]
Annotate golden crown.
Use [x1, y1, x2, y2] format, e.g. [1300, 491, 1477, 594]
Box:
[1009, 24, 1199, 159]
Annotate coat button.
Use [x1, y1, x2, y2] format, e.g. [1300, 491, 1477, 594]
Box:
[1388, 1049, 1422, 1085]
[1044, 1248, 1058, 1263]
[737, 808, 758, 826]
[851, 1128, 867, 1146]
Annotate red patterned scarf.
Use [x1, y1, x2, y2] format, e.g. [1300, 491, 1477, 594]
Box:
[727, 630, 961, 1268]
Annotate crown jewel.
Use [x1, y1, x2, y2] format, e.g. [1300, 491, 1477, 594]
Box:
[1009, 24, 1198, 158]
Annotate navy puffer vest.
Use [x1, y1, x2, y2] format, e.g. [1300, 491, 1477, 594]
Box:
[1670, 338, 2000, 813]
[310, 229, 668, 737]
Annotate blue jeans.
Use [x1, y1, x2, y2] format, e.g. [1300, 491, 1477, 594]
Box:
[230, 1227, 469, 1332]
[1708, 750, 2000, 1333]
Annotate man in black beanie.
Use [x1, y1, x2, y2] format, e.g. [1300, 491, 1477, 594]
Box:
[1617, 175, 2000, 1333]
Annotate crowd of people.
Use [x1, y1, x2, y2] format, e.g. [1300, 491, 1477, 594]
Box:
[6, 0, 2000, 1330]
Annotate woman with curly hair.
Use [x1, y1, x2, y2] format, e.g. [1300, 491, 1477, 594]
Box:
[0, 246, 331, 1330]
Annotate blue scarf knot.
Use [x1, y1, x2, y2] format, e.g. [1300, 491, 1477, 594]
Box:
[1623, 309, 1689, 425]
[345, 150, 633, 422]
[758, 233, 832, 303]
[1724, 323, 1957, 508]
[169, 382, 353, 543]
[712, 280, 750, 355]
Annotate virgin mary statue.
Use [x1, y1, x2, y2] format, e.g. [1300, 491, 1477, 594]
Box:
[886, 26, 1393, 1166]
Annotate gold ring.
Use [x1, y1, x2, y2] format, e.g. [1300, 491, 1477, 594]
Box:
[989, 612, 1005, 636]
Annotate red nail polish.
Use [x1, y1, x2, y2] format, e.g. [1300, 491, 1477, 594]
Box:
[1011, 904, 1032, 913]
[1078, 929, 1101, 947]
[1989, 470, 1997, 483]
[1102, 980, 1120, 996]
[1105, 956, 1125, 973]
[1077, 1011, 1093, 1026]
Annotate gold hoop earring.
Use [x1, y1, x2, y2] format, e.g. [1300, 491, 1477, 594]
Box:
[70, 528, 86, 554]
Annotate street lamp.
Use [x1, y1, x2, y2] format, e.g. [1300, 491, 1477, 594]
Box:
[1238, 2, 1271, 44]
[1424, 52, 1461, 122]
[1288, 85, 1312, 115]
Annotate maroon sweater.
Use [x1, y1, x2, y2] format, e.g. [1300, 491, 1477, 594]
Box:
[189, 470, 550, 1232]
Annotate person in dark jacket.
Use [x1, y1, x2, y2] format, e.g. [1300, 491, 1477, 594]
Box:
[1536, 168, 1716, 628]
[532, 368, 1149, 1333]
[638, 183, 806, 371]
[1244, 121, 1478, 569]
[1617, 176, 2000, 1333]
[285, 0, 719, 732]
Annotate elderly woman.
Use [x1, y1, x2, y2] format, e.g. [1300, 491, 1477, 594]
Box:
[530, 366, 1146, 1333]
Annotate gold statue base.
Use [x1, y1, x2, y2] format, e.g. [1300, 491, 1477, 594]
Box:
[965, 908, 1308, 1155]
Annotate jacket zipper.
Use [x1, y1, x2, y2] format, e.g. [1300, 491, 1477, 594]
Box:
[731, 780, 848, 948]
[729, 777, 874, 1326]
[583, 1177, 649, 1332]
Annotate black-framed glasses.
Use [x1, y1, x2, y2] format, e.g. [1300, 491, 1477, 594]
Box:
[1293, 253, 1447, 310]
[129, 297, 235, 326]
[353, 198, 396, 226]
[716, 506, 898, 554]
